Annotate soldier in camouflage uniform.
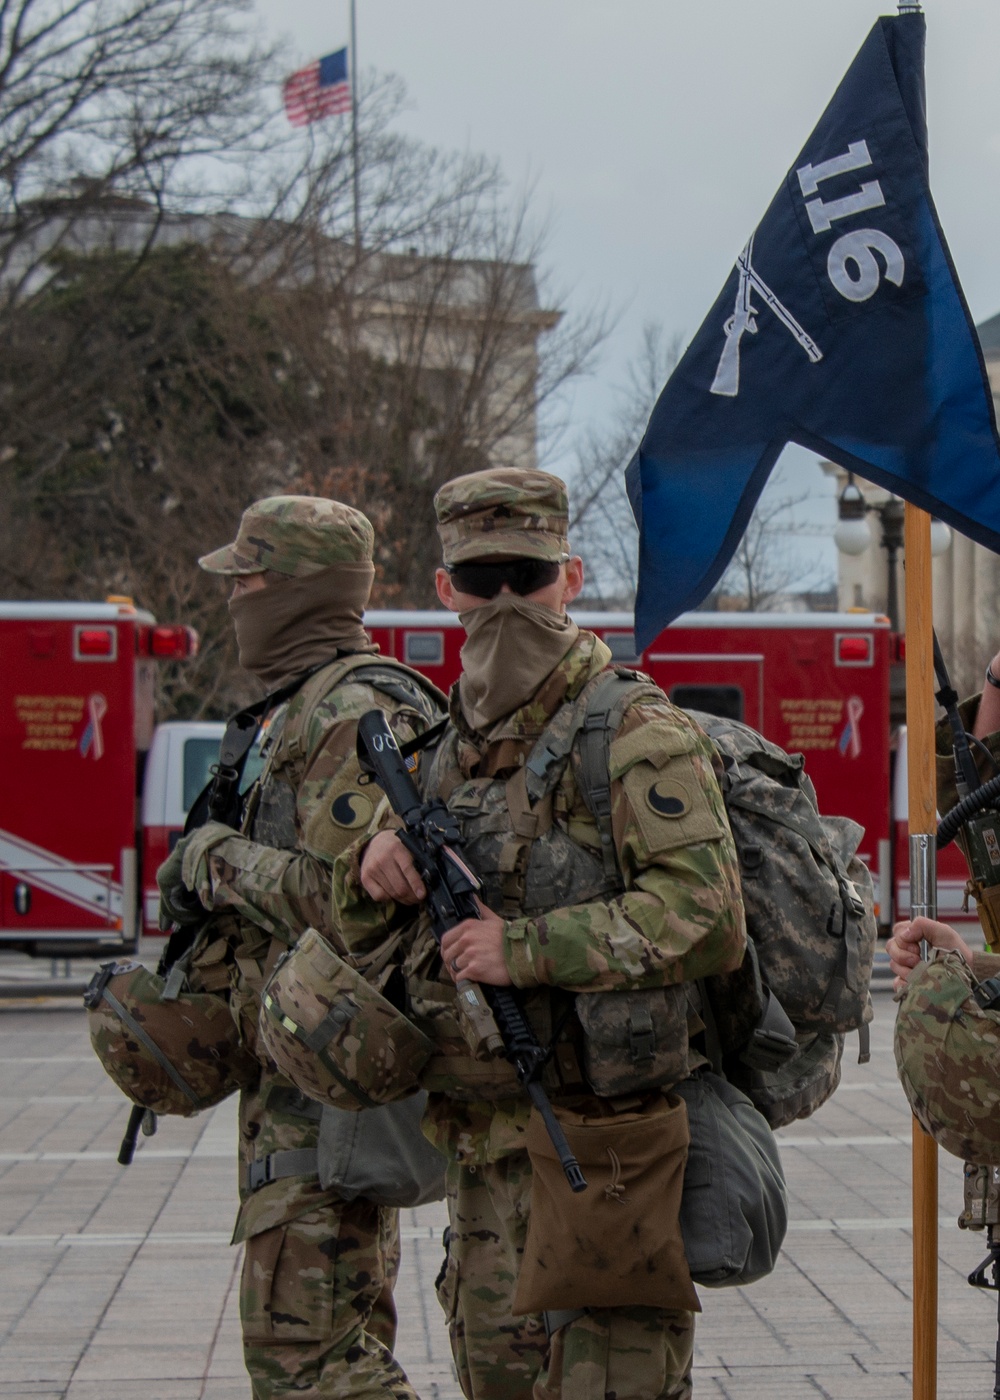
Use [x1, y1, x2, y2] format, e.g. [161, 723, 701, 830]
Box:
[331, 468, 747, 1400]
[160, 496, 443, 1399]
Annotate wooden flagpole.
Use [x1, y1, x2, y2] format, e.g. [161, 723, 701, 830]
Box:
[904, 501, 938, 1400]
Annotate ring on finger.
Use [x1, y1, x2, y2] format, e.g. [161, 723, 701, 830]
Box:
[450, 958, 460, 972]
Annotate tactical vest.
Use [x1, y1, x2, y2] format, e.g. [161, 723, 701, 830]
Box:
[228, 653, 445, 1054]
[410, 668, 693, 1103]
[245, 653, 444, 849]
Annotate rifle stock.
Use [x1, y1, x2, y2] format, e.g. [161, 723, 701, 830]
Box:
[357, 709, 587, 1193]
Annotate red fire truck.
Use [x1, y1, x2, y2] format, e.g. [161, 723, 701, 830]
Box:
[0, 601, 196, 956]
[0, 600, 971, 957]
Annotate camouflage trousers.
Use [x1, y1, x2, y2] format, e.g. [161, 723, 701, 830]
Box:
[241, 1197, 417, 1399]
[436, 1153, 694, 1400]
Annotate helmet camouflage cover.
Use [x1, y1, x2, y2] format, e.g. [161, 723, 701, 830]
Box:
[85, 961, 256, 1116]
[894, 951, 1000, 1164]
[259, 927, 434, 1110]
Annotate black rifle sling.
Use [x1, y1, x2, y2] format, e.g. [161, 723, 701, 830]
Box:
[183, 664, 336, 837]
[398, 717, 449, 764]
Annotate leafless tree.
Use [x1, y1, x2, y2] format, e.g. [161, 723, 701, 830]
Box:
[712, 484, 834, 611]
[0, 242, 301, 713]
[0, 68, 607, 714]
[0, 0, 281, 313]
[290, 191, 606, 605]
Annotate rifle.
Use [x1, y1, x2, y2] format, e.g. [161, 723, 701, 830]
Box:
[356, 708, 587, 1193]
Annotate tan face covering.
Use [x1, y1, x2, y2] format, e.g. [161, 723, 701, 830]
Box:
[458, 593, 580, 730]
[228, 560, 376, 689]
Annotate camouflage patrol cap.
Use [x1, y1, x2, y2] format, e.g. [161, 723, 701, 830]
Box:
[85, 961, 257, 1117]
[434, 468, 570, 565]
[199, 496, 374, 577]
[894, 951, 1000, 1164]
[259, 928, 435, 1111]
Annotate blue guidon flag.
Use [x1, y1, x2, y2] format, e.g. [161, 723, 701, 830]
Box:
[283, 48, 351, 127]
[627, 10, 1000, 648]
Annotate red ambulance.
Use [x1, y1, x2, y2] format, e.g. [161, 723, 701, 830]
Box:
[0, 600, 196, 955]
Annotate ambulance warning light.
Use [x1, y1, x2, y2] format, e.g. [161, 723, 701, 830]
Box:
[74, 627, 116, 660]
[147, 625, 199, 659]
[835, 634, 873, 666]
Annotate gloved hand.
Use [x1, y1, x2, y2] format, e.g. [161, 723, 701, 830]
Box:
[180, 821, 242, 907]
[156, 837, 206, 929]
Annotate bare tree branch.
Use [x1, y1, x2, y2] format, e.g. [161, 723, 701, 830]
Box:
[0, 69, 608, 712]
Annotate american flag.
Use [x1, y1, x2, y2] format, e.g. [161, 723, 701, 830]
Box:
[283, 48, 351, 127]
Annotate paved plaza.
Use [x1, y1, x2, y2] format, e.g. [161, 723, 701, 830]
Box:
[0, 973, 995, 1399]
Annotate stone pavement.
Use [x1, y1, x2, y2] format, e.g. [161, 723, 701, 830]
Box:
[0, 981, 995, 1399]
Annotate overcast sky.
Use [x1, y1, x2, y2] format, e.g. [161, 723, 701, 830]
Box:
[253, 1, 1000, 587]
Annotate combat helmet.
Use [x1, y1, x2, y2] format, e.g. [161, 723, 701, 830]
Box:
[894, 950, 1000, 1163]
[85, 961, 256, 1116]
[259, 927, 434, 1110]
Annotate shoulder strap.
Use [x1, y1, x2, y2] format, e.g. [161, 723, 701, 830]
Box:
[570, 668, 664, 880]
[280, 655, 446, 768]
[183, 667, 328, 834]
[523, 668, 657, 800]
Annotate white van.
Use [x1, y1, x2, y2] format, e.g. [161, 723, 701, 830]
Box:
[140, 722, 264, 937]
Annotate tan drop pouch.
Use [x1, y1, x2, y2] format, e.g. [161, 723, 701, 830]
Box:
[973, 877, 1000, 953]
[512, 1094, 700, 1316]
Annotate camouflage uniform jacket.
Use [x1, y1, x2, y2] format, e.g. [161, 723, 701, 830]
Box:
[333, 631, 746, 1164]
[192, 652, 444, 1240]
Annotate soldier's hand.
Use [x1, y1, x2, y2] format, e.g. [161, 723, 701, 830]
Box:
[441, 901, 511, 986]
[360, 831, 426, 904]
[888, 916, 973, 992]
[156, 838, 204, 928]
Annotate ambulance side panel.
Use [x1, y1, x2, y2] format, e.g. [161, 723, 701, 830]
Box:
[0, 613, 143, 948]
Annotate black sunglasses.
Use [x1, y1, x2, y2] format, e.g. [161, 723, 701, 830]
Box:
[447, 559, 561, 599]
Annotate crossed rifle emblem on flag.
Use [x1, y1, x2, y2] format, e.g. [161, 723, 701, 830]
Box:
[710, 234, 824, 397]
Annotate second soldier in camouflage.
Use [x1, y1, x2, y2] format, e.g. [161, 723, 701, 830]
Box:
[331, 468, 748, 1400]
[161, 496, 444, 1399]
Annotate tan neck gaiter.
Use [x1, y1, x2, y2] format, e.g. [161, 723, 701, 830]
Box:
[228, 560, 377, 689]
[458, 593, 580, 730]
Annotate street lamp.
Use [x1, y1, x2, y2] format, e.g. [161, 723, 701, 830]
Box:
[834, 477, 951, 630]
[833, 480, 873, 556]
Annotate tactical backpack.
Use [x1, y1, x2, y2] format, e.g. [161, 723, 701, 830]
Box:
[572, 673, 877, 1128]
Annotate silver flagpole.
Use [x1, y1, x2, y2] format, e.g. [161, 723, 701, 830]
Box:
[350, 0, 360, 256]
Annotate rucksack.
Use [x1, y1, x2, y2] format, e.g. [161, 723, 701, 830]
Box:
[572, 672, 877, 1128]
